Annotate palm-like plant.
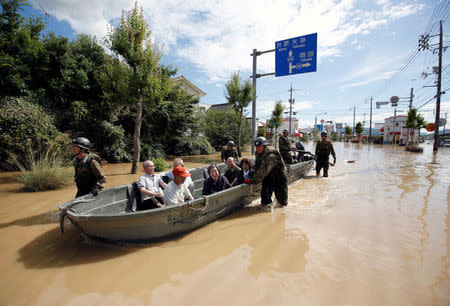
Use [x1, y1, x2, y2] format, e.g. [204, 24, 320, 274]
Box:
[405, 108, 426, 145]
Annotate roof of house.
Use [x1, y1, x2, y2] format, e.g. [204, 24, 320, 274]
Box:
[172, 75, 206, 97]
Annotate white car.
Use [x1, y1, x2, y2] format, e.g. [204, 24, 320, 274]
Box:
[443, 139, 450, 147]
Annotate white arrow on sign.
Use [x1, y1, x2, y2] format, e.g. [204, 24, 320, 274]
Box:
[289, 62, 311, 74]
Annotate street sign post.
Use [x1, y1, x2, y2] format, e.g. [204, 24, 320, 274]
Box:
[275, 33, 317, 77]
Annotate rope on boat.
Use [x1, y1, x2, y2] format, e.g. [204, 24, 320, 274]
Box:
[59, 198, 96, 235]
[185, 196, 210, 211]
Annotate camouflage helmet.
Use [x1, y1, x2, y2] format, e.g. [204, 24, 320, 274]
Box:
[320, 131, 328, 137]
[226, 140, 235, 148]
[72, 137, 91, 150]
[283, 129, 289, 133]
[254, 136, 268, 146]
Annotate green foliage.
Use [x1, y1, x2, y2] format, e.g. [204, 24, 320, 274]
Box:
[0, 97, 59, 167]
[355, 121, 364, 135]
[406, 108, 427, 130]
[140, 142, 165, 161]
[153, 157, 166, 172]
[167, 136, 215, 156]
[300, 133, 308, 142]
[345, 125, 352, 136]
[224, 71, 254, 154]
[331, 132, 338, 141]
[257, 127, 266, 137]
[11, 141, 73, 191]
[268, 100, 284, 128]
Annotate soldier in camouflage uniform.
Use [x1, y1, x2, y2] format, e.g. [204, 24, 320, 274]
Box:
[72, 137, 106, 198]
[252, 136, 288, 206]
[221, 140, 239, 163]
[314, 132, 336, 177]
[279, 129, 294, 164]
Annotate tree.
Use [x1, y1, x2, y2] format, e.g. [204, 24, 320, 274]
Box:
[405, 108, 426, 144]
[355, 121, 364, 142]
[268, 100, 284, 149]
[105, 2, 161, 174]
[224, 71, 254, 156]
[345, 125, 352, 141]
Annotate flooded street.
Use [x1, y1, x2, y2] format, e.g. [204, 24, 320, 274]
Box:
[0, 142, 448, 305]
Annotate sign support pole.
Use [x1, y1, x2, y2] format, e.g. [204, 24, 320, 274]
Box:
[250, 48, 275, 154]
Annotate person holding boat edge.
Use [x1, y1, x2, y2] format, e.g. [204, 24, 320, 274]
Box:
[315, 131, 336, 177]
[72, 137, 106, 198]
[252, 136, 288, 206]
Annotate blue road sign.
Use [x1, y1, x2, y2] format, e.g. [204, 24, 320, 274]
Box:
[275, 33, 317, 77]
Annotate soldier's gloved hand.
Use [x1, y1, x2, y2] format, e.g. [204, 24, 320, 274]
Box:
[333, 158, 336, 165]
[91, 189, 99, 196]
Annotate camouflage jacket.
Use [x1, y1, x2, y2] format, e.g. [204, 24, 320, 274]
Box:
[221, 147, 239, 162]
[252, 147, 286, 184]
[278, 135, 291, 153]
[315, 140, 336, 161]
[73, 153, 106, 195]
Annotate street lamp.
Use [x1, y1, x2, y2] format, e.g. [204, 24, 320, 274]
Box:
[314, 112, 327, 140]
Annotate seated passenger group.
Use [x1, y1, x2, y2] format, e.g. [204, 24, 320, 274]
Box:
[138, 156, 254, 210]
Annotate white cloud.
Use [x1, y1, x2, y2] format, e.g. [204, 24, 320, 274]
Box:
[34, 0, 423, 82]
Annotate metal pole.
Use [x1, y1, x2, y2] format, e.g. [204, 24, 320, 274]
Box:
[314, 116, 317, 140]
[352, 106, 355, 138]
[408, 87, 413, 144]
[369, 97, 372, 143]
[393, 108, 397, 145]
[288, 83, 293, 137]
[251, 49, 257, 154]
[433, 20, 443, 152]
[444, 113, 447, 136]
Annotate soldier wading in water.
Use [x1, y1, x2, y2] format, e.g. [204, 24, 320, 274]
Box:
[72, 137, 106, 198]
[279, 129, 294, 164]
[314, 131, 336, 177]
[252, 136, 288, 206]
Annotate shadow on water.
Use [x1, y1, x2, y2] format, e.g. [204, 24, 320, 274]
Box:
[17, 226, 139, 269]
[0, 211, 59, 229]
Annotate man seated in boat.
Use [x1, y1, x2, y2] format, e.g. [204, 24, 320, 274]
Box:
[224, 157, 241, 187]
[161, 158, 194, 195]
[236, 158, 254, 185]
[138, 160, 166, 210]
[163, 165, 194, 206]
[202, 164, 231, 196]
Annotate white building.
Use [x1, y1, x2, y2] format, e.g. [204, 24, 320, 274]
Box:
[383, 115, 417, 144]
[172, 75, 210, 112]
[279, 117, 299, 136]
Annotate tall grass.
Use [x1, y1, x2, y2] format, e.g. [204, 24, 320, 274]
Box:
[11, 142, 73, 192]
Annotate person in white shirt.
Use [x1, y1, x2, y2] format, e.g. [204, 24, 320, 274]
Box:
[163, 165, 194, 206]
[138, 160, 166, 210]
[163, 158, 194, 194]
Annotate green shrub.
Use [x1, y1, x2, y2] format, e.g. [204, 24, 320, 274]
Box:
[11, 142, 73, 191]
[0, 97, 59, 169]
[153, 157, 166, 172]
[167, 136, 215, 156]
[140, 142, 166, 161]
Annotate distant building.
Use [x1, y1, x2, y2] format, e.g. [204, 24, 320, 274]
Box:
[172, 75, 209, 112]
[383, 115, 417, 144]
[207, 103, 230, 112]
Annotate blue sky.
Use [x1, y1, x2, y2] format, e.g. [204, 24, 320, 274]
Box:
[23, 0, 450, 129]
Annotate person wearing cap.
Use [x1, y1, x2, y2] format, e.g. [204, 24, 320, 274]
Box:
[163, 165, 194, 206]
[162, 158, 194, 195]
[221, 140, 239, 163]
[315, 131, 336, 177]
[138, 160, 166, 210]
[72, 137, 106, 198]
[279, 129, 294, 164]
[252, 136, 288, 206]
[202, 164, 231, 195]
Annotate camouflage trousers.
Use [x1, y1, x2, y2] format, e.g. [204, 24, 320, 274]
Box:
[280, 150, 294, 165]
[261, 168, 288, 206]
[316, 159, 329, 177]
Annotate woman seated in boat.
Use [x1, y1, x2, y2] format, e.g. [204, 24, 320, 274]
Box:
[236, 158, 254, 185]
[202, 164, 231, 196]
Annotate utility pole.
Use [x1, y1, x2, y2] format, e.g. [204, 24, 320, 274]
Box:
[433, 21, 443, 152]
[444, 112, 447, 135]
[352, 106, 356, 138]
[369, 97, 373, 143]
[393, 108, 397, 145]
[407, 88, 414, 144]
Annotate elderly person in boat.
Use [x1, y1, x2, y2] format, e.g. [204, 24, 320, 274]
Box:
[236, 158, 254, 185]
[162, 158, 194, 195]
[163, 165, 194, 206]
[138, 160, 166, 210]
[224, 157, 241, 187]
[202, 164, 231, 196]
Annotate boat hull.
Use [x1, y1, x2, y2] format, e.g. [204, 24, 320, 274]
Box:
[60, 160, 313, 242]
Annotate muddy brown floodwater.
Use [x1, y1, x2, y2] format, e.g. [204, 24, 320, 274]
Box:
[0, 142, 448, 305]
